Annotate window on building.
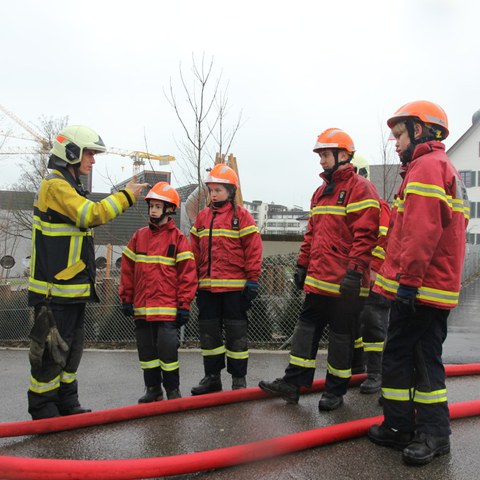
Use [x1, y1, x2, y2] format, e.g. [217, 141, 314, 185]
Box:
[476, 234, 480, 245]
[459, 170, 476, 188]
[477, 202, 480, 218]
[471, 202, 476, 219]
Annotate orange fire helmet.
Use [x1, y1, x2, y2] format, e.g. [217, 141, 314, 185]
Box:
[205, 163, 239, 188]
[387, 100, 449, 139]
[313, 128, 355, 154]
[145, 182, 180, 208]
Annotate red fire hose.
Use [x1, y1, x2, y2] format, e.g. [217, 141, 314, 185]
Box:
[0, 363, 478, 479]
[1, 363, 478, 438]
[0, 400, 479, 480]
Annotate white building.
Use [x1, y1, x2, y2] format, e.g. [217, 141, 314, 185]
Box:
[244, 200, 308, 235]
[447, 109, 480, 244]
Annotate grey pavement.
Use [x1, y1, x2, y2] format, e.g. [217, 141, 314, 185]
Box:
[0, 278, 480, 479]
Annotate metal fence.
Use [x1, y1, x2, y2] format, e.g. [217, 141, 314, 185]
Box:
[1, 246, 479, 349]
[0, 253, 308, 349]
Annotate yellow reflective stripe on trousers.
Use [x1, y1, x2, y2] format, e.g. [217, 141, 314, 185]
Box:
[140, 359, 161, 370]
[29, 375, 60, 393]
[61, 371, 78, 384]
[226, 349, 249, 360]
[290, 355, 316, 369]
[382, 387, 413, 401]
[363, 341, 384, 352]
[327, 362, 351, 379]
[414, 388, 448, 404]
[160, 360, 180, 371]
[201, 345, 227, 356]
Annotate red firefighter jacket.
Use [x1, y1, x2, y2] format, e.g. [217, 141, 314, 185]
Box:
[370, 199, 392, 273]
[374, 141, 469, 309]
[119, 218, 197, 321]
[190, 202, 262, 292]
[298, 164, 380, 297]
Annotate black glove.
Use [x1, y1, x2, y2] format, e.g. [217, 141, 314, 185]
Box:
[395, 284, 418, 314]
[243, 280, 259, 301]
[175, 309, 190, 327]
[293, 266, 307, 290]
[121, 303, 134, 317]
[339, 269, 363, 298]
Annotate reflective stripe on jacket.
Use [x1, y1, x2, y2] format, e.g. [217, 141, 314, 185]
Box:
[374, 141, 469, 309]
[299, 164, 380, 297]
[119, 218, 197, 321]
[371, 199, 391, 273]
[190, 202, 262, 292]
[28, 169, 135, 306]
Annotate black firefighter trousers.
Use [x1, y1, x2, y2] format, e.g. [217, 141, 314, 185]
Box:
[197, 290, 250, 378]
[134, 319, 180, 391]
[284, 293, 364, 397]
[381, 301, 451, 437]
[28, 302, 86, 419]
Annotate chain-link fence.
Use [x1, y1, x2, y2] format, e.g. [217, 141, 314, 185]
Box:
[1, 247, 480, 350]
[0, 253, 310, 350]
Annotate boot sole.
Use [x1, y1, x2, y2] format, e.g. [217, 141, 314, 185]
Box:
[318, 400, 343, 411]
[403, 444, 450, 465]
[191, 387, 222, 396]
[360, 386, 381, 394]
[368, 433, 411, 451]
[258, 383, 299, 404]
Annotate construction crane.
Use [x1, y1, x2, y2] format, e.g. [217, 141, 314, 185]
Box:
[0, 103, 175, 177]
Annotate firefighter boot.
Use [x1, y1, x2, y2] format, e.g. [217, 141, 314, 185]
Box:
[138, 385, 164, 403]
[318, 392, 344, 411]
[232, 376, 247, 390]
[360, 374, 382, 394]
[368, 423, 414, 450]
[191, 374, 222, 395]
[360, 351, 382, 394]
[58, 405, 92, 416]
[165, 388, 182, 400]
[258, 378, 300, 404]
[402, 433, 450, 466]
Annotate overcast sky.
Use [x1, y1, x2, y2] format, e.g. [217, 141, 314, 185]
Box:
[1, 0, 479, 209]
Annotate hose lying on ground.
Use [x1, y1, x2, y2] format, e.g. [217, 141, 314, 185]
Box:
[0, 400, 479, 480]
[1, 363, 479, 438]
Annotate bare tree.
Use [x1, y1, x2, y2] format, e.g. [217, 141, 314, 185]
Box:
[374, 123, 401, 203]
[164, 54, 242, 216]
[2, 116, 69, 237]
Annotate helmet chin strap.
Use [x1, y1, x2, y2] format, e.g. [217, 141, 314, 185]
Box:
[149, 202, 175, 224]
[323, 150, 351, 177]
[401, 119, 436, 165]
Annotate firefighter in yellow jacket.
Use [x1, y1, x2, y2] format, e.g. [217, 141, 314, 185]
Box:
[27, 125, 147, 420]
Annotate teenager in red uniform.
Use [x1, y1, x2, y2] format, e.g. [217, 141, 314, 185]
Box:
[368, 101, 470, 465]
[119, 182, 197, 402]
[259, 129, 380, 411]
[350, 155, 392, 394]
[190, 164, 263, 394]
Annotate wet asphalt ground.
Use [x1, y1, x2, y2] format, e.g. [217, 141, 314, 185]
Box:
[0, 278, 479, 480]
